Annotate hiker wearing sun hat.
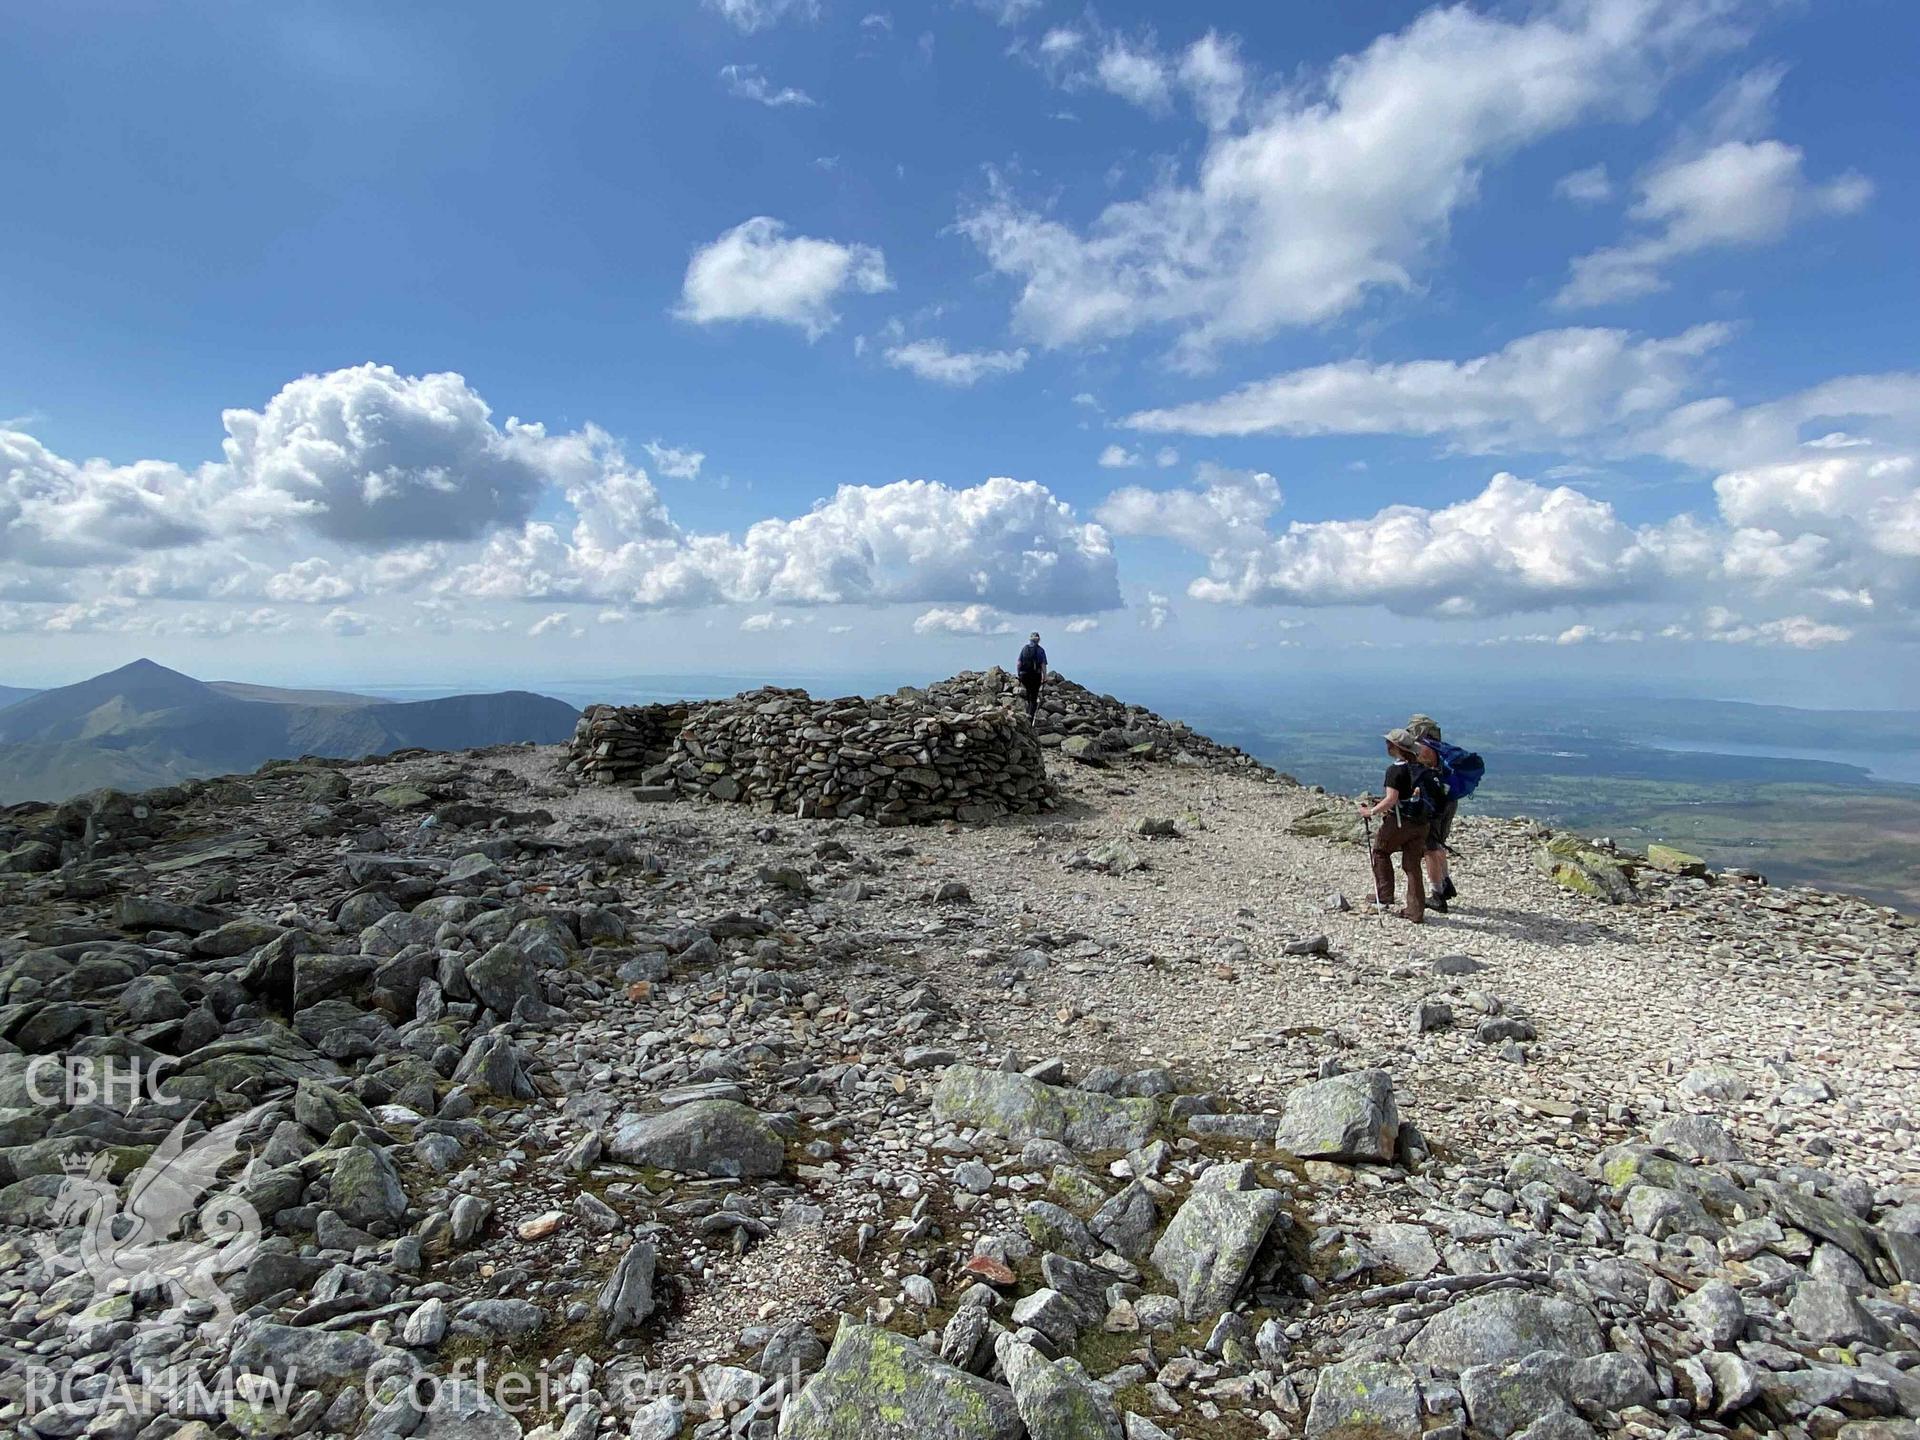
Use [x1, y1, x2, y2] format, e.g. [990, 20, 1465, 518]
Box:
[1404, 713, 1487, 914]
[1406, 714, 1458, 912]
[1354, 727, 1435, 923]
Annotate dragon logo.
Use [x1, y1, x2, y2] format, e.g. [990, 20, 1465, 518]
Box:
[36, 1104, 270, 1342]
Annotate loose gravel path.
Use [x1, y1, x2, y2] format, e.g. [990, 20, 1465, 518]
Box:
[523, 748, 1920, 1190]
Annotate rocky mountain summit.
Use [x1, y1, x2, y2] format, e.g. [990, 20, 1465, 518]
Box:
[0, 675, 1915, 1440]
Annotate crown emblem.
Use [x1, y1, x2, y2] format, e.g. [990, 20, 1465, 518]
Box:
[60, 1152, 97, 1176]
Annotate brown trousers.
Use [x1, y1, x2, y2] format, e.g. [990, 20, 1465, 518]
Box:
[1370, 814, 1429, 921]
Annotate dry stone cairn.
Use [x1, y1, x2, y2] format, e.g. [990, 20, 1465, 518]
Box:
[926, 666, 1277, 774]
[569, 683, 1054, 824]
[566, 700, 700, 786]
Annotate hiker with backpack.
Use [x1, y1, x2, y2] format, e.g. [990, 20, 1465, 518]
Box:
[1354, 727, 1440, 924]
[1405, 713, 1485, 915]
[1016, 632, 1047, 722]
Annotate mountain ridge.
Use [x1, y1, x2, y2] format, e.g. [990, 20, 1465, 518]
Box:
[0, 658, 579, 803]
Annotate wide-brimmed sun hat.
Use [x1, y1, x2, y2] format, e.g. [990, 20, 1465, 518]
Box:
[1406, 713, 1442, 741]
[1383, 727, 1418, 752]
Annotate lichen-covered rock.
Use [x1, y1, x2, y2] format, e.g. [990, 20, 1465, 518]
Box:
[371, 783, 432, 809]
[1460, 1352, 1580, 1439]
[451, 1031, 537, 1099]
[932, 1066, 1155, 1152]
[1756, 1180, 1882, 1270]
[1536, 839, 1636, 904]
[1304, 1360, 1422, 1439]
[607, 1099, 785, 1178]
[779, 1322, 1022, 1440]
[1149, 1161, 1287, 1320]
[329, 1143, 408, 1228]
[995, 1332, 1124, 1440]
[1504, 1152, 1594, 1208]
[1273, 1069, 1399, 1162]
[464, 943, 541, 1016]
[1646, 843, 1708, 876]
[1023, 1200, 1094, 1257]
[1088, 1180, 1158, 1260]
[1787, 1279, 1885, 1347]
[1288, 808, 1367, 846]
[1406, 1292, 1606, 1374]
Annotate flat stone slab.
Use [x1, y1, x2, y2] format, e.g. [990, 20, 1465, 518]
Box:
[608, 1099, 786, 1178]
[932, 1065, 1156, 1152]
[1305, 1360, 1423, 1439]
[1406, 1291, 1606, 1374]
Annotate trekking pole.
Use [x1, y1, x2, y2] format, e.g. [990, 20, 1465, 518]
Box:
[1363, 811, 1379, 930]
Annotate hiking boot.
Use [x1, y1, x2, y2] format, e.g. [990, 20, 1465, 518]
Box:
[1395, 909, 1424, 924]
[1427, 895, 1449, 915]
[1439, 877, 1458, 902]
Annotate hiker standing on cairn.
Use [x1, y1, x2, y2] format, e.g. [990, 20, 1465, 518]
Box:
[1016, 631, 1047, 723]
[1356, 727, 1439, 924]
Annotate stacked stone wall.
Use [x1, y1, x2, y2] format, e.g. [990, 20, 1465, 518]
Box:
[568, 686, 1052, 825]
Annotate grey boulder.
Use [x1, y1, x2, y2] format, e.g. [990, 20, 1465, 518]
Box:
[597, 1239, 657, 1338]
[931, 1065, 1156, 1152]
[608, 1099, 785, 1178]
[1406, 1291, 1606, 1374]
[1150, 1161, 1287, 1321]
[780, 1322, 1022, 1440]
[1305, 1360, 1423, 1439]
[1273, 1069, 1399, 1162]
[994, 1332, 1123, 1440]
[465, 943, 542, 1016]
[230, 1323, 391, 1386]
[413, 1378, 523, 1440]
[328, 1144, 408, 1228]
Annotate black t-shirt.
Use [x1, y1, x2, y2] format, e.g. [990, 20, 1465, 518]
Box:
[1383, 760, 1413, 801]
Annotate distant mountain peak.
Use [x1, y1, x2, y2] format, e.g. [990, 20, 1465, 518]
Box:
[111, 657, 187, 678]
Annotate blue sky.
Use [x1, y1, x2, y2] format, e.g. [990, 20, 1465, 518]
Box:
[3, 0, 1917, 703]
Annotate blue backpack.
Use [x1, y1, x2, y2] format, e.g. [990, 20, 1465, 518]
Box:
[1425, 738, 1486, 800]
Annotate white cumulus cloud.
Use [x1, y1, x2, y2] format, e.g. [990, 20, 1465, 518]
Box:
[1140, 471, 1682, 616]
[0, 366, 1124, 637]
[219, 362, 559, 545]
[1557, 70, 1871, 307]
[264, 557, 356, 603]
[913, 604, 1013, 635]
[1099, 463, 1280, 556]
[642, 440, 705, 480]
[678, 217, 891, 339]
[883, 339, 1029, 387]
[1123, 325, 1732, 452]
[967, 2, 1735, 360]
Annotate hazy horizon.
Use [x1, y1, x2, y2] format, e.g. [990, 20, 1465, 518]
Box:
[7, 649, 1917, 715]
